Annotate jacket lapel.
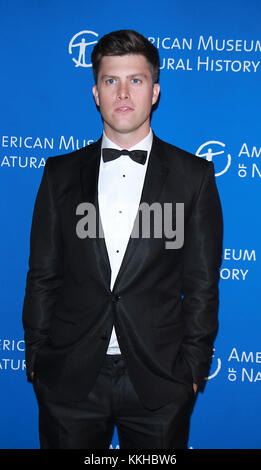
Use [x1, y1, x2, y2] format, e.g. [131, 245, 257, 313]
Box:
[80, 138, 101, 204]
[139, 134, 169, 206]
[112, 134, 169, 291]
[80, 138, 111, 289]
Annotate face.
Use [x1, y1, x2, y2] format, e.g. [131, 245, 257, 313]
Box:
[92, 54, 160, 145]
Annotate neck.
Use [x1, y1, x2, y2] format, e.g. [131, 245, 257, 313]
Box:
[103, 123, 151, 149]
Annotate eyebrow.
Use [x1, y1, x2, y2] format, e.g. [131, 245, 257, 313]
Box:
[101, 73, 149, 80]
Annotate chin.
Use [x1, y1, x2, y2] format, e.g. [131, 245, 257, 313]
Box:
[107, 123, 139, 135]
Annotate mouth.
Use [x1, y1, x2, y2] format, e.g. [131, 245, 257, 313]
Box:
[114, 106, 134, 113]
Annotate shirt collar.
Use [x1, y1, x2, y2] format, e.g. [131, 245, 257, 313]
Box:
[101, 129, 153, 155]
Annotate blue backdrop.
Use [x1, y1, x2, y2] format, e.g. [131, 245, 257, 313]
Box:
[0, 0, 260, 449]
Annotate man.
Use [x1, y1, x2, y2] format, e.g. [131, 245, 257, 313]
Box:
[22, 30, 223, 449]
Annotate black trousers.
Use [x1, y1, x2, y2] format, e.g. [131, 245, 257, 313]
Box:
[33, 354, 195, 449]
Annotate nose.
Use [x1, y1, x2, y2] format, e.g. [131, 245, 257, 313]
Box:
[117, 81, 130, 100]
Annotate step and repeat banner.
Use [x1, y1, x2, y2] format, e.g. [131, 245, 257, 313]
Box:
[0, 0, 260, 449]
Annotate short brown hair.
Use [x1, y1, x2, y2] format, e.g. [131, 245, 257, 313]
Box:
[91, 29, 160, 84]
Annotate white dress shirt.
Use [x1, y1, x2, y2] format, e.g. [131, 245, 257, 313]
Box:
[98, 129, 153, 354]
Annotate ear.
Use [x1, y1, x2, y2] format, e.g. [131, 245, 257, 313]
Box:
[152, 83, 160, 106]
[92, 85, 100, 106]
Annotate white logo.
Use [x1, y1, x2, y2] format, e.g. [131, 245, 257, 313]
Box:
[196, 140, 232, 176]
[69, 30, 99, 68]
[205, 349, 222, 380]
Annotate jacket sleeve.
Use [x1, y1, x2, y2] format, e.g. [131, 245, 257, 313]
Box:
[22, 158, 63, 379]
[181, 161, 223, 389]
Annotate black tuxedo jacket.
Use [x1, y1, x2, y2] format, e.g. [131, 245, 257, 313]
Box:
[22, 134, 223, 410]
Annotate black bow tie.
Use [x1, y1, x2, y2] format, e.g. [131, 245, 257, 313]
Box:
[102, 148, 147, 165]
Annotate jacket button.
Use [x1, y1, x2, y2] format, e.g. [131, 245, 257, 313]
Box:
[112, 295, 121, 302]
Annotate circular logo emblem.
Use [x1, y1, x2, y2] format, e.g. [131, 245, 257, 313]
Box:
[196, 141, 232, 176]
[69, 30, 99, 68]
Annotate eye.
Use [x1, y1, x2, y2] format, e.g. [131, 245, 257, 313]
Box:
[105, 78, 116, 85]
[131, 78, 141, 84]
